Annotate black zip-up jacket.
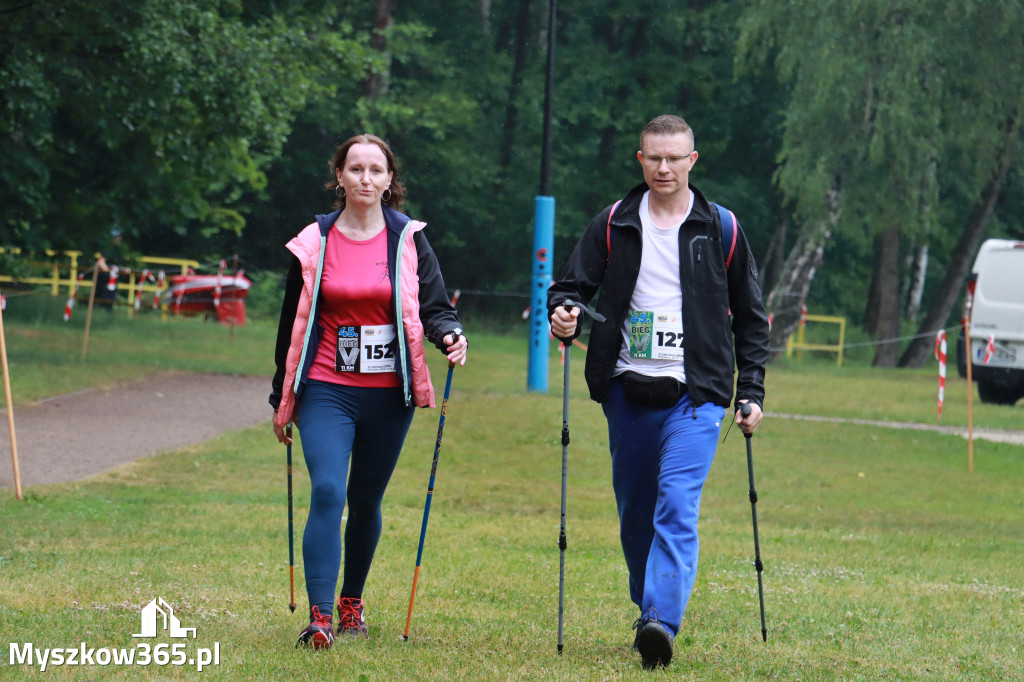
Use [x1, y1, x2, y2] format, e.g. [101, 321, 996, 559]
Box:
[270, 206, 461, 411]
[547, 182, 769, 410]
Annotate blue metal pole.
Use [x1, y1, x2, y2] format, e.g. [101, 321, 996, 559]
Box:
[528, 196, 555, 392]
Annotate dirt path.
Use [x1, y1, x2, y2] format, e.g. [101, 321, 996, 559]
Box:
[0, 373, 271, 489]
[2, 375, 1021, 491]
[771, 412, 1024, 445]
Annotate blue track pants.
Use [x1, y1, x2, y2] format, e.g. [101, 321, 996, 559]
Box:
[602, 378, 725, 637]
[296, 380, 415, 618]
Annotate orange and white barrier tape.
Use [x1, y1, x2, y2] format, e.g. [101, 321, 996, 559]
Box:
[153, 270, 166, 309]
[983, 335, 995, 364]
[64, 273, 85, 321]
[134, 269, 155, 312]
[214, 260, 225, 308]
[107, 266, 119, 291]
[934, 330, 946, 419]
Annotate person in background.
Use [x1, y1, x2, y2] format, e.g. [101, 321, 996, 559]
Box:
[548, 114, 769, 669]
[269, 134, 467, 650]
[94, 229, 128, 312]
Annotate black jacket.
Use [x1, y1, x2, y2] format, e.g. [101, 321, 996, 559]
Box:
[547, 182, 769, 409]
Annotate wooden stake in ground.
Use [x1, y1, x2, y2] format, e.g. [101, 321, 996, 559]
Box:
[81, 266, 99, 362]
[230, 254, 238, 342]
[963, 319, 974, 474]
[0, 296, 23, 500]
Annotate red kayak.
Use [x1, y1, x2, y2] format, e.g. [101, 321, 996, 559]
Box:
[164, 272, 251, 325]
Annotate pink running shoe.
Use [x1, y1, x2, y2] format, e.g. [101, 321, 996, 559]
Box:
[336, 596, 368, 639]
[295, 605, 335, 650]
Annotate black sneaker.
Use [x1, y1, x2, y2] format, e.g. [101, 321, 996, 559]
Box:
[295, 605, 335, 650]
[632, 609, 673, 669]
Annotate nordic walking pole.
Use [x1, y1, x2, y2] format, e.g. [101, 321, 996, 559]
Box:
[554, 300, 605, 654]
[286, 423, 296, 613]
[0, 299, 22, 500]
[557, 312, 572, 654]
[740, 403, 767, 642]
[402, 332, 458, 641]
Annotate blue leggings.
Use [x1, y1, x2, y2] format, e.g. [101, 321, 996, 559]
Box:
[296, 380, 415, 618]
[602, 378, 725, 637]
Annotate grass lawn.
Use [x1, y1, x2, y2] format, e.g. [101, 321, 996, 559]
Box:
[0, 312, 1022, 679]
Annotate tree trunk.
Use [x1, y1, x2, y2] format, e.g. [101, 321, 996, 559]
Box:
[492, 0, 532, 196]
[898, 108, 1023, 367]
[767, 186, 839, 361]
[904, 244, 928, 321]
[479, 0, 491, 33]
[363, 0, 395, 100]
[863, 231, 886, 336]
[869, 226, 902, 367]
[761, 216, 788, 294]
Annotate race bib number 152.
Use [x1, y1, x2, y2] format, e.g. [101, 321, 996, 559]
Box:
[335, 324, 397, 373]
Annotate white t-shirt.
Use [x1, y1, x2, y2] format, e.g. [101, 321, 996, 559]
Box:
[613, 190, 694, 384]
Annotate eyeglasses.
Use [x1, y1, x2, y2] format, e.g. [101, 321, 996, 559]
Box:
[640, 151, 694, 168]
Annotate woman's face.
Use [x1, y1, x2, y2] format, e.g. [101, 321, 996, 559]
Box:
[337, 143, 393, 208]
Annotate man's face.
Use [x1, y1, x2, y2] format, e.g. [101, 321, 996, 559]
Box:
[637, 132, 697, 199]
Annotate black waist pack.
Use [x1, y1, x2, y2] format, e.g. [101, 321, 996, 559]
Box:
[619, 371, 685, 408]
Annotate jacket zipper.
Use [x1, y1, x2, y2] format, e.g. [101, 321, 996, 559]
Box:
[293, 233, 328, 395]
[394, 220, 415, 406]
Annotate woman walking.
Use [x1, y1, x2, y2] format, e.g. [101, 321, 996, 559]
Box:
[270, 134, 467, 649]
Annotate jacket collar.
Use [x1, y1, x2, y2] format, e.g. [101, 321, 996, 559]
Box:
[613, 181, 714, 231]
[313, 205, 415, 237]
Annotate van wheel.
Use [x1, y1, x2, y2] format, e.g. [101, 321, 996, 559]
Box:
[977, 380, 1020, 405]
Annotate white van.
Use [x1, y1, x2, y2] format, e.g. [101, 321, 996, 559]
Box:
[956, 239, 1024, 405]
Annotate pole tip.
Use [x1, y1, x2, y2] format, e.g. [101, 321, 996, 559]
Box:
[400, 635, 409, 642]
[289, 604, 296, 613]
[762, 630, 767, 642]
[557, 644, 563, 655]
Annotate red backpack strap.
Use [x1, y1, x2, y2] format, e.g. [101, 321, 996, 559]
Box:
[605, 200, 622, 262]
[711, 201, 738, 270]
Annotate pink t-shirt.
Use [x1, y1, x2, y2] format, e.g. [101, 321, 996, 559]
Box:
[308, 227, 401, 388]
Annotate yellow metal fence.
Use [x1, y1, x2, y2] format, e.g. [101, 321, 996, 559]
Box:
[785, 314, 846, 367]
[0, 248, 200, 310]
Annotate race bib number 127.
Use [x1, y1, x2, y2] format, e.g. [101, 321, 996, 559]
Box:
[629, 310, 683, 361]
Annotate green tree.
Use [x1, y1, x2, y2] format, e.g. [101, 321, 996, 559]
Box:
[0, 0, 374, 262]
[738, 0, 1024, 365]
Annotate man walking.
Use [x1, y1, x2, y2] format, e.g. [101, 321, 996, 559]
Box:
[548, 114, 770, 669]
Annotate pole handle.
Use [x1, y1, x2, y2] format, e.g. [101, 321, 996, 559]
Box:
[739, 402, 754, 440]
[446, 330, 461, 368]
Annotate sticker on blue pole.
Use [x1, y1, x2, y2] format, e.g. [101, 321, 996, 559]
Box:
[528, 196, 555, 392]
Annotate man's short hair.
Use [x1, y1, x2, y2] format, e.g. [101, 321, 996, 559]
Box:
[640, 115, 693, 148]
